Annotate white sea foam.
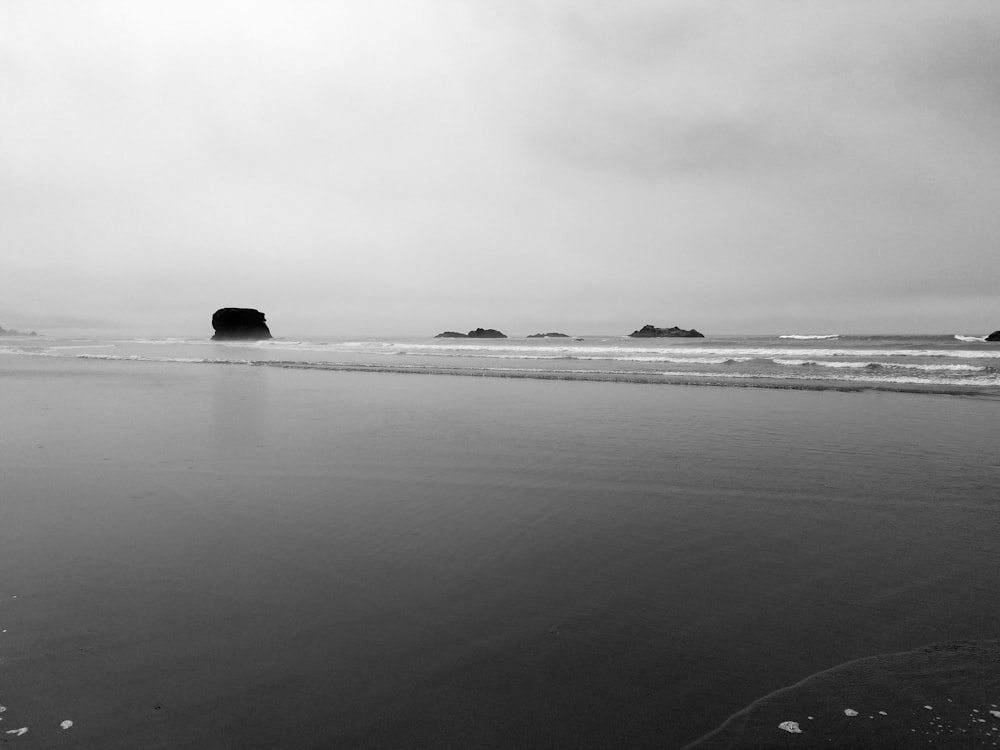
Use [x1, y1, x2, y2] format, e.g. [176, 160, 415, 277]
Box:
[345, 342, 1000, 362]
[46, 344, 115, 350]
[6, 335, 1000, 393]
[74, 353, 231, 365]
[118, 337, 199, 345]
[775, 359, 988, 373]
[954, 335, 987, 342]
[779, 334, 840, 340]
[775, 359, 872, 369]
[418, 351, 742, 365]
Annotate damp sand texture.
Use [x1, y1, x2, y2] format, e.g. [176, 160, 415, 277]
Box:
[1, 356, 999, 748]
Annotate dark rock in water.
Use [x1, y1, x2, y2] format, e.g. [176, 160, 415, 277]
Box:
[211, 308, 273, 341]
[628, 324, 704, 338]
[467, 328, 507, 338]
[986, 331, 1000, 342]
[527, 332, 570, 338]
[435, 328, 507, 338]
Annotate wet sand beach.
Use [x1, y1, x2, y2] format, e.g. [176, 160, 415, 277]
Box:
[2, 356, 999, 748]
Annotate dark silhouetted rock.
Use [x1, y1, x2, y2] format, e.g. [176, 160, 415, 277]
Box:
[986, 331, 1000, 342]
[628, 324, 704, 338]
[527, 332, 570, 338]
[467, 328, 507, 338]
[211, 308, 273, 341]
[436, 328, 507, 338]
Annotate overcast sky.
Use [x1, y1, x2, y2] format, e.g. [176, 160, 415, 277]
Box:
[2, 0, 998, 337]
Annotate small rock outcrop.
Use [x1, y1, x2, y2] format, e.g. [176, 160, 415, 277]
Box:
[434, 328, 508, 339]
[527, 332, 570, 338]
[211, 308, 273, 341]
[628, 324, 704, 338]
[467, 328, 507, 338]
[986, 331, 1000, 342]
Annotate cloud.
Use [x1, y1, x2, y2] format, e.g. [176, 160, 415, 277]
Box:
[1, 0, 998, 335]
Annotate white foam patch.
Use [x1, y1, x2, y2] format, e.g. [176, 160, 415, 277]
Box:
[5, 727, 28, 736]
[778, 721, 802, 733]
[779, 334, 840, 340]
[60, 720, 73, 730]
[844, 708, 859, 716]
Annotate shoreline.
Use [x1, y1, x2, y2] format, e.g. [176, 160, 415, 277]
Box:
[6, 352, 1000, 400]
[684, 640, 1000, 749]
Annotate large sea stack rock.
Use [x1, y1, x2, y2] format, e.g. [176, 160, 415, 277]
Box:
[467, 328, 507, 338]
[986, 331, 1000, 342]
[628, 324, 704, 338]
[211, 308, 273, 341]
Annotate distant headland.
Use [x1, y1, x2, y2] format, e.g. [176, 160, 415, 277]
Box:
[628, 324, 704, 338]
[435, 328, 507, 339]
[987, 331, 1000, 342]
[211, 308, 273, 341]
[0, 324, 37, 336]
[527, 332, 570, 338]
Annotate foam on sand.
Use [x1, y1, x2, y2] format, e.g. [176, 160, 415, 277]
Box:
[684, 640, 1000, 748]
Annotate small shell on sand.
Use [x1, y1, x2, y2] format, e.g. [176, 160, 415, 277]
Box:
[844, 708, 859, 716]
[61, 720, 73, 730]
[5, 728, 28, 736]
[778, 721, 802, 733]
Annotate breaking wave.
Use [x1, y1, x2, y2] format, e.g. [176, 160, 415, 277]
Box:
[4, 333, 1000, 398]
[779, 334, 840, 340]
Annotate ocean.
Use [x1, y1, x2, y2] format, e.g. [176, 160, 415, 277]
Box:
[3, 331, 1000, 396]
[2, 333, 999, 748]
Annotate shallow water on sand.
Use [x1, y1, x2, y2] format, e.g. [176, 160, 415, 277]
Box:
[1, 357, 999, 748]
